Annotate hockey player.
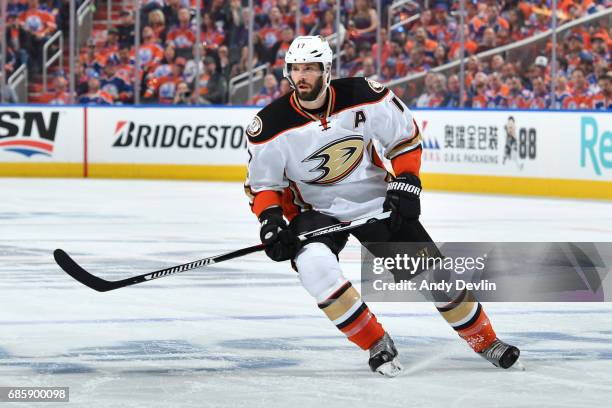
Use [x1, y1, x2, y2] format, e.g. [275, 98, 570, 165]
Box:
[245, 36, 520, 377]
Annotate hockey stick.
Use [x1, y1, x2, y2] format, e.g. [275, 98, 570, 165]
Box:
[54, 211, 391, 292]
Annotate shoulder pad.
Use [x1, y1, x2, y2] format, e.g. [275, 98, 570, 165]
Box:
[331, 77, 389, 113]
[246, 93, 309, 144]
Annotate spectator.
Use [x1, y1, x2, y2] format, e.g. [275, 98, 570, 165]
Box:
[415, 72, 436, 107]
[441, 74, 462, 107]
[173, 81, 192, 105]
[217, 45, 232, 81]
[500, 62, 517, 81]
[137, 26, 165, 70]
[469, 73, 489, 108]
[503, 75, 525, 109]
[476, 27, 497, 53]
[115, 44, 136, 81]
[340, 40, 360, 77]
[162, 0, 182, 29]
[144, 56, 186, 104]
[563, 69, 591, 108]
[208, 0, 229, 30]
[566, 32, 584, 74]
[318, 8, 345, 43]
[590, 33, 609, 66]
[167, 8, 196, 57]
[101, 27, 121, 66]
[269, 26, 294, 70]
[371, 28, 392, 67]
[199, 57, 227, 105]
[405, 27, 438, 64]
[432, 44, 448, 67]
[448, 25, 478, 59]
[427, 74, 448, 107]
[259, 6, 284, 51]
[18, 0, 58, 71]
[249, 73, 279, 106]
[200, 12, 225, 51]
[100, 63, 132, 104]
[349, 0, 378, 46]
[41, 75, 72, 104]
[552, 75, 571, 109]
[379, 60, 397, 82]
[80, 39, 104, 75]
[184, 42, 207, 85]
[526, 75, 550, 108]
[506, 8, 526, 42]
[226, 0, 249, 62]
[117, 10, 135, 46]
[5, 11, 30, 71]
[150, 44, 177, 80]
[148, 9, 167, 43]
[405, 47, 429, 75]
[388, 39, 409, 77]
[74, 61, 89, 96]
[78, 75, 113, 105]
[354, 56, 377, 78]
[490, 54, 505, 74]
[590, 73, 612, 110]
[432, 3, 452, 43]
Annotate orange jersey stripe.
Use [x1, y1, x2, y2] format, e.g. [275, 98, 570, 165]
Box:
[252, 190, 282, 217]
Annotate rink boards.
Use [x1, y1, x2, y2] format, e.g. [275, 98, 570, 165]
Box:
[0, 105, 610, 199]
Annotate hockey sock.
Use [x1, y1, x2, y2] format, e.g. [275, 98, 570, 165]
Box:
[318, 281, 385, 350]
[436, 290, 497, 352]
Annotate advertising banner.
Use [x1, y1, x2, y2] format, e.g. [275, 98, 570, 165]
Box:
[0, 107, 84, 177]
[1, 105, 609, 199]
[415, 110, 612, 181]
[86, 106, 258, 179]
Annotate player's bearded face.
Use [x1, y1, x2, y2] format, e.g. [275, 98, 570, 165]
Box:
[295, 75, 324, 101]
[291, 64, 325, 101]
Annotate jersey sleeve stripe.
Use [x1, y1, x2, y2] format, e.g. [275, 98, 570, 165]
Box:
[249, 189, 283, 217]
[391, 145, 422, 177]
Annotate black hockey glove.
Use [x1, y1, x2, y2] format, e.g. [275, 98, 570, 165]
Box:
[259, 207, 300, 262]
[383, 173, 421, 230]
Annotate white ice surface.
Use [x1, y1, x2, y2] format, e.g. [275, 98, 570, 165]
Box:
[1, 178, 611, 407]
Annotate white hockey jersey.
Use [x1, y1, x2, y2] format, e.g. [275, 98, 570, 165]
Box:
[245, 77, 422, 222]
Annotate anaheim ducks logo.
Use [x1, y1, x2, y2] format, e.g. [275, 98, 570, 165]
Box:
[367, 78, 385, 93]
[246, 116, 262, 137]
[302, 136, 364, 185]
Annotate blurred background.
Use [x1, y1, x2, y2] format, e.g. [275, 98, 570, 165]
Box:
[1, 0, 610, 109]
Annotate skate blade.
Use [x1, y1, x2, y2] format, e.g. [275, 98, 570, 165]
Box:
[376, 358, 403, 378]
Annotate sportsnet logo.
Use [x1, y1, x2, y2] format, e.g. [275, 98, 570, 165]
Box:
[0, 111, 60, 157]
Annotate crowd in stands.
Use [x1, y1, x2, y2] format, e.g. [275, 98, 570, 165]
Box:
[2, 0, 610, 109]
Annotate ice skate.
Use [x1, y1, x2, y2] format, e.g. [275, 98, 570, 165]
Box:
[478, 338, 521, 369]
[368, 333, 403, 377]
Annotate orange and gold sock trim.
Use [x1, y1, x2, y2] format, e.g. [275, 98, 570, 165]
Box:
[318, 282, 385, 350]
[437, 290, 497, 353]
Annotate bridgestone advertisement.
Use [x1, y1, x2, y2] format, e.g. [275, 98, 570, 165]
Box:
[87, 107, 257, 165]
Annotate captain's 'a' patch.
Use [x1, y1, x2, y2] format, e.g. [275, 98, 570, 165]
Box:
[246, 115, 263, 137]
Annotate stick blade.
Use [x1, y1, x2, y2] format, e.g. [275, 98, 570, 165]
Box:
[53, 249, 115, 292]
